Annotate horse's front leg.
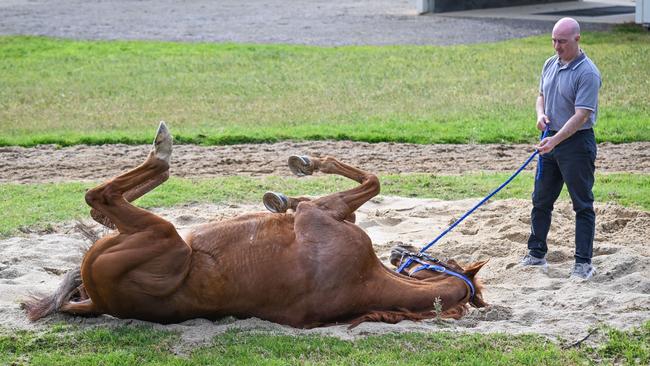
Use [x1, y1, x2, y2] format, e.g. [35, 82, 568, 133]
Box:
[263, 191, 357, 223]
[288, 156, 379, 221]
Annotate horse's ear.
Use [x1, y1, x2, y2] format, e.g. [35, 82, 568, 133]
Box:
[463, 260, 488, 278]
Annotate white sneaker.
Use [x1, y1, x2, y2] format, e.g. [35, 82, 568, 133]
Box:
[570, 263, 595, 280]
[521, 254, 547, 267]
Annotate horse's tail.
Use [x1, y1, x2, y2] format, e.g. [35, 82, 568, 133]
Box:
[21, 267, 82, 321]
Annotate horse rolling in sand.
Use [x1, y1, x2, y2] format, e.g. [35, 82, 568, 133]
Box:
[23, 122, 488, 328]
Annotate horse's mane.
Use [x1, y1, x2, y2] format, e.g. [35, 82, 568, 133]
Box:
[346, 304, 470, 329]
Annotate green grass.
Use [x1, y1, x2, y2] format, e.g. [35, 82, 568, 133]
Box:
[1, 30, 649, 146]
[1, 322, 648, 365]
[1, 172, 648, 237]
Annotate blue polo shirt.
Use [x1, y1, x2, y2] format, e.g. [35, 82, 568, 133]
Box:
[539, 51, 601, 132]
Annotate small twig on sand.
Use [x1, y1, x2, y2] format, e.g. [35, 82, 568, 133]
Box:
[562, 328, 598, 349]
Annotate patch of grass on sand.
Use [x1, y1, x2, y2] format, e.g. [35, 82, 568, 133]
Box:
[1, 172, 647, 236]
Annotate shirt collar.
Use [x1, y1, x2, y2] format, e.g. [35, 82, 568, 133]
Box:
[557, 50, 587, 70]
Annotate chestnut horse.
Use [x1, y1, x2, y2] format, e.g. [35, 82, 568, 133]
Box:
[23, 122, 487, 328]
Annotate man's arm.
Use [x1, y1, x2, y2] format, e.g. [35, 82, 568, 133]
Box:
[536, 94, 549, 131]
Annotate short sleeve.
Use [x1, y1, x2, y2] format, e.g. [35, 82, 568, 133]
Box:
[575, 72, 601, 111]
[539, 56, 556, 96]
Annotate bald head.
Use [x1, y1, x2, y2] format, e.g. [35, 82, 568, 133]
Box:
[551, 17, 581, 63]
[553, 17, 580, 37]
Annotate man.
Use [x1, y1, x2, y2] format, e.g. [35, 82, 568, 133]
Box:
[521, 17, 601, 280]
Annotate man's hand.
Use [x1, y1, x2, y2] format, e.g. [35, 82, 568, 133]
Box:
[536, 136, 558, 155]
[536, 109, 591, 154]
[536, 114, 550, 131]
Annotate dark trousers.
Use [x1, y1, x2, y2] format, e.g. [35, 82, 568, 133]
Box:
[528, 129, 597, 264]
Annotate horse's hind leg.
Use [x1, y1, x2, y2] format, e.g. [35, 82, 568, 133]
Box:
[288, 156, 379, 220]
[90, 171, 169, 229]
[59, 299, 101, 317]
[86, 122, 172, 233]
[81, 122, 192, 310]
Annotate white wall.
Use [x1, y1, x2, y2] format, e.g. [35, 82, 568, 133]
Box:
[637, 0, 650, 25]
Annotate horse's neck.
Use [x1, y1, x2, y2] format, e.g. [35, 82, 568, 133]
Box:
[371, 269, 469, 312]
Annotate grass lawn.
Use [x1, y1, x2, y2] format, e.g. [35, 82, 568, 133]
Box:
[1, 28, 649, 146]
[1, 322, 648, 365]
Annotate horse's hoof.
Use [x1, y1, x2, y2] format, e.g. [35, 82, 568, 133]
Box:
[288, 155, 313, 177]
[263, 191, 289, 213]
[153, 121, 172, 163]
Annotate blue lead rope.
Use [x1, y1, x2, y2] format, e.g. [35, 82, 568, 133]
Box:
[396, 127, 551, 274]
[536, 127, 551, 180]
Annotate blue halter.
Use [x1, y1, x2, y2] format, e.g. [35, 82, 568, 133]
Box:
[397, 255, 476, 300]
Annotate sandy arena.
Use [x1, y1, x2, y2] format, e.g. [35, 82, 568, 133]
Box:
[1, 142, 649, 348]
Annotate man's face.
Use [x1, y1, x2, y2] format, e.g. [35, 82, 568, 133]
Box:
[552, 28, 580, 62]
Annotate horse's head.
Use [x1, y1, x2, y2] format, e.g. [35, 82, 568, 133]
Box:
[389, 244, 488, 308]
[460, 260, 489, 308]
[389, 244, 464, 277]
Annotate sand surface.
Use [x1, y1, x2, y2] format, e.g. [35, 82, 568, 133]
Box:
[1, 141, 649, 183]
[2, 192, 648, 346]
[1, 142, 648, 346]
